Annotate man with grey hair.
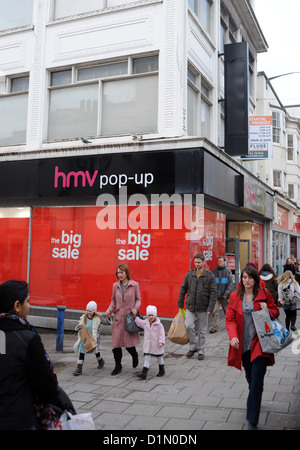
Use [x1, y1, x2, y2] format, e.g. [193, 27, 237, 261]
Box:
[178, 253, 217, 360]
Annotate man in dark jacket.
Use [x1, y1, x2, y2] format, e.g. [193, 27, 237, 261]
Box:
[210, 256, 233, 333]
[178, 253, 217, 360]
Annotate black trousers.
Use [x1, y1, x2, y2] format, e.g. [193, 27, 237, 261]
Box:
[284, 308, 297, 330]
[242, 351, 268, 425]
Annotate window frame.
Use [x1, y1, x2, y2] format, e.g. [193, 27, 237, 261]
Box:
[287, 134, 295, 162]
[188, 0, 213, 36]
[187, 64, 212, 138]
[47, 54, 159, 141]
[0, 74, 30, 146]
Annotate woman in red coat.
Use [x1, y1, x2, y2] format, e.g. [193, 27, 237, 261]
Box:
[106, 264, 141, 375]
[226, 266, 279, 430]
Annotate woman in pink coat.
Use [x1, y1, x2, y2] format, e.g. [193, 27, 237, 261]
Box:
[106, 264, 141, 375]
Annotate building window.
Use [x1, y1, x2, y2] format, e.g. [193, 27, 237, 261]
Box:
[272, 111, 285, 145]
[201, 81, 211, 138]
[0, 75, 29, 146]
[187, 66, 212, 138]
[287, 134, 295, 161]
[188, 0, 213, 35]
[288, 184, 295, 199]
[0, 0, 34, 31]
[47, 55, 159, 141]
[53, 0, 105, 20]
[220, 3, 237, 52]
[187, 67, 199, 136]
[273, 170, 282, 188]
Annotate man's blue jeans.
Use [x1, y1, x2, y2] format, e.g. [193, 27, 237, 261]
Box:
[242, 351, 268, 425]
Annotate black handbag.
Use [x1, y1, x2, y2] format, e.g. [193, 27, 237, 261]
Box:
[124, 313, 143, 333]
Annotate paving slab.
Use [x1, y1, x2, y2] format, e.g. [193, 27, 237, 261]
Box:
[39, 309, 300, 431]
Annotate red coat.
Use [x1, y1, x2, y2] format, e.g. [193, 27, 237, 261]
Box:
[107, 279, 141, 348]
[226, 288, 279, 370]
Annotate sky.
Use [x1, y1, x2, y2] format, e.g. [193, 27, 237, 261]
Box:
[254, 0, 300, 117]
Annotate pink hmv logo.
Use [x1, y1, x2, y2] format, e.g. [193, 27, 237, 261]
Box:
[54, 166, 98, 188]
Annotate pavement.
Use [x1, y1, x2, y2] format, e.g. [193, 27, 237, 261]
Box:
[40, 309, 300, 432]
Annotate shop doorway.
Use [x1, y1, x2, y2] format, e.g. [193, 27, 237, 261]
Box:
[226, 237, 250, 289]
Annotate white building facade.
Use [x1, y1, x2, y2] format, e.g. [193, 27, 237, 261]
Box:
[256, 72, 300, 274]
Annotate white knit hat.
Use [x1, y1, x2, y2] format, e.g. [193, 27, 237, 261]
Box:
[146, 305, 157, 316]
[86, 301, 97, 312]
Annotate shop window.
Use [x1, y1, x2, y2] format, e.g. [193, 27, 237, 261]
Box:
[0, 208, 30, 283]
[47, 55, 158, 140]
[0, 0, 33, 31]
[29, 205, 225, 316]
[0, 75, 29, 146]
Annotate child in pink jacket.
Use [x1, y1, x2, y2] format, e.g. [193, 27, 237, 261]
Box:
[134, 305, 165, 380]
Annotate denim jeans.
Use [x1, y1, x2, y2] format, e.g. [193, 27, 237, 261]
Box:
[242, 351, 268, 425]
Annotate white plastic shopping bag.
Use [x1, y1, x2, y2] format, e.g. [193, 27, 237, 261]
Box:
[51, 412, 95, 430]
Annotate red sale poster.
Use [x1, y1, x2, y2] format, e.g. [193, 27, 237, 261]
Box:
[0, 218, 29, 283]
[29, 205, 226, 317]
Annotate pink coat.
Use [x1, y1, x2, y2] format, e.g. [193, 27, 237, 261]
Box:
[107, 279, 141, 348]
[135, 316, 165, 356]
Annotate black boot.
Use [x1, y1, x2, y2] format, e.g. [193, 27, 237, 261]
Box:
[73, 363, 83, 376]
[156, 364, 165, 377]
[97, 358, 105, 369]
[111, 348, 122, 375]
[126, 346, 139, 368]
[137, 367, 148, 380]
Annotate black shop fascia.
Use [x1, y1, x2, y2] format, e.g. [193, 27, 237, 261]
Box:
[0, 148, 273, 220]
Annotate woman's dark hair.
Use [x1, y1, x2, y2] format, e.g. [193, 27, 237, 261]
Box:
[238, 266, 260, 299]
[0, 280, 29, 313]
[258, 263, 277, 279]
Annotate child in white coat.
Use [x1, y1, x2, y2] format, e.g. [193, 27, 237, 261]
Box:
[134, 305, 165, 380]
[73, 301, 111, 376]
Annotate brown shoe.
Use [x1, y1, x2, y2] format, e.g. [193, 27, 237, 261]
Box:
[186, 350, 196, 358]
[197, 354, 205, 360]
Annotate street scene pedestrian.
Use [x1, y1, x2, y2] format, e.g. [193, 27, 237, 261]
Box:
[0, 280, 58, 430]
[73, 301, 111, 376]
[134, 305, 165, 380]
[106, 264, 141, 375]
[283, 258, 296, 275]
[178, 253, 217, 360]
[259, 263, 279, 305]
[211, 256, 233, 333]
[278, 270, 300, 331]
[226, 266, 280, 430]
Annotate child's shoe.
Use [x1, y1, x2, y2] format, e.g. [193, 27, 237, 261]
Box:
[156, 364, 165, 377]
[97, 358, 105, 369]
[73, 363, 83, 376]
[137, 367, 148, 380]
